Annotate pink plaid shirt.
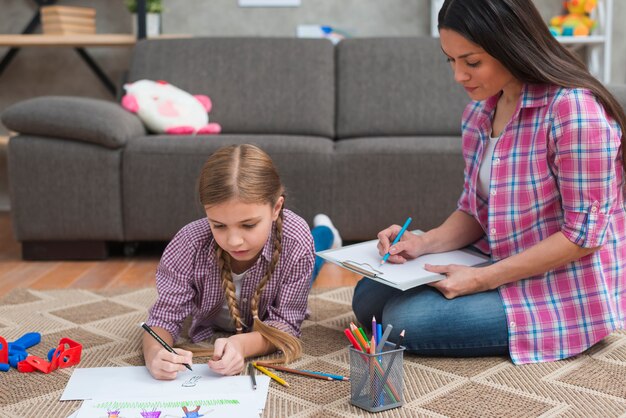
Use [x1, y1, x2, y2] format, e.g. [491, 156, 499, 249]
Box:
[459, 83, 625, 364]
[146, 209, 315, 343]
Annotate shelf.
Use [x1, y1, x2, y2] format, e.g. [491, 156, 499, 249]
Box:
[555, 35, 606, 45]
[0, 34, 136, 47]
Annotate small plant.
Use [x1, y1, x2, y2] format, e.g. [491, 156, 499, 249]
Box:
[125, 0, 163, 14]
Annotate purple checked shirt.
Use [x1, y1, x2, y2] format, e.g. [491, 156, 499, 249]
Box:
[146, 209, 315, 343]
[459, 83, 625, 364]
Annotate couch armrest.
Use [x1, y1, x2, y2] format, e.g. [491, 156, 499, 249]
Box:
[1, 96, 146, 149]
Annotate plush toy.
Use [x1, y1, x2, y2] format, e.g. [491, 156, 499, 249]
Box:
[549, 0, 597, 37]
[121, 79, 221, 135]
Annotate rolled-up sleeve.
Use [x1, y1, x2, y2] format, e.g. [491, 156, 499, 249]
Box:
[263, 253, 314, 337]
[551, 89, 622, 248]
[146, 230, 197, 341]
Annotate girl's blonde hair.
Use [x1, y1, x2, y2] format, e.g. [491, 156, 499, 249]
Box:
[197, 144, 302, 364]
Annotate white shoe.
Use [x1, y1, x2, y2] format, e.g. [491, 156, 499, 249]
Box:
[313, 214, 342, 249]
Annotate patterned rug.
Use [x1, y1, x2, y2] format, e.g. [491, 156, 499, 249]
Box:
[1, 287, 625, 418]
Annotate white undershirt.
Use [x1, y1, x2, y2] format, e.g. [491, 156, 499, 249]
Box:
[212, 270, 246, 332]
[477, 131, 502, 198]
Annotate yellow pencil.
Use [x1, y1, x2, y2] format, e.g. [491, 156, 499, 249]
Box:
[252, 362, 290, 387]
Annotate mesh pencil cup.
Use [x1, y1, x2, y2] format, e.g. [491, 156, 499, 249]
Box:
[349, 342, 405, 412]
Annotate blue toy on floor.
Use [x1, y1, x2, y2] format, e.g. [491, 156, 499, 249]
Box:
[0, 332, 41, 371]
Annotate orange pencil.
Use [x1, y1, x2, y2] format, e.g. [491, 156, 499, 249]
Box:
[351, 323, 370, 351]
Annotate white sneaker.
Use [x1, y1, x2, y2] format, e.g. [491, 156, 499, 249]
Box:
[313, 214, 342, 249]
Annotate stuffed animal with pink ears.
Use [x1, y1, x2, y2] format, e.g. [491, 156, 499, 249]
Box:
[121, 79, 221, 135]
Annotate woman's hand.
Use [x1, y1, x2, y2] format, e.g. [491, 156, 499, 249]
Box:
[208, 337, 246, 376]
[426, 264, 490, 299]
[377, 225, 426, 264]
[144, 345, 193, 380]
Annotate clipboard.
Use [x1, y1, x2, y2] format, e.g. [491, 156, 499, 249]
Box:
[316, 230, 490, 291]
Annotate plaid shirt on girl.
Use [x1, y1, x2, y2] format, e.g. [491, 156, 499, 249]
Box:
[146, 209, 315, 343]
[459, 83, 625, 364]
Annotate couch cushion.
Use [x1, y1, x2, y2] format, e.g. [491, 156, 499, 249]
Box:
[8, 136, 124, 241]
[127, 38, 335, 138]
[1, 97, 145, 149]
[331, 136, 464, 240]
[336, 37, 469, 138]
[122, 135, 334, 240]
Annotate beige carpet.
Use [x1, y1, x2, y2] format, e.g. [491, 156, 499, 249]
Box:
[1, 287, 626, 418]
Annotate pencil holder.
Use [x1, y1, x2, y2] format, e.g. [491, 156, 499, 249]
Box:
[348, 342, 405, 412]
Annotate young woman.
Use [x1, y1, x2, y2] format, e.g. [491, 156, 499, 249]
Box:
[143, 144, 340, 379]
[353, 0, 625, 364]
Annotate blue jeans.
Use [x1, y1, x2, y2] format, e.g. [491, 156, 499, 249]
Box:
[352, 278, 509, 357]
[311, 225, 333, 285]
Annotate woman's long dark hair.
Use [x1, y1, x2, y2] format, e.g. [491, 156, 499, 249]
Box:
[438, 0, 626, 169]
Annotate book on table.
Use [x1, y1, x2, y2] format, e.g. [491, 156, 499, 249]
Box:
[316, 230, 490, 291]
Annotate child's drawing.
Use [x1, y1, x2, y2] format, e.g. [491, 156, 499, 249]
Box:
[140, 409, 162, 418]
[182, 406, 206, 417]
[181, 375, 202, 387]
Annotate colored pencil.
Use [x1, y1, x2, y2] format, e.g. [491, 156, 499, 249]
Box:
[380, 217, 412, 266]
[372, 316, 378, 347]
[395, 329, 405, 349]
[252, 362, 290, 387]
[300, 369, 350, 381]
[351, 324, 369, 351]
[248, 362, 257, 390]
[358, 327, 369, 344]
[254, 363, 333, 381]
[345, 328, 362, 350]
[376, 324, 393, 353]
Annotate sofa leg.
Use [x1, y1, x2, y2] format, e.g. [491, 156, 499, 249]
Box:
[22, 241, 109, 260]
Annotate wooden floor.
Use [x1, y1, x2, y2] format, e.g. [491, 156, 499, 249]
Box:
[0, 212, 360, 297]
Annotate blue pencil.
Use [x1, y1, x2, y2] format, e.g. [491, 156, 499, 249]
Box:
[300, 369, 349, 381]
[380, 217, 412, 266]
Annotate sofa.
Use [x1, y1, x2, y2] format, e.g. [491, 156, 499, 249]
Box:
[0, 37, 518, 259]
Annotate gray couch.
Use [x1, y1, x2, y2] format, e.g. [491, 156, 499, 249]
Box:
[1, 37, 477, 259]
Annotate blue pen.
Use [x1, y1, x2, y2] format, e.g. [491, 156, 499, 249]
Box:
[380, 217, 412, 266]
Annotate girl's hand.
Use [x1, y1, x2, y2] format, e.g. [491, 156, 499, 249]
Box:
[377, 225, 425, 264]
[144, 346, 193, 380]
[208, 337, 245, 376]
[425, 264, 489, 299]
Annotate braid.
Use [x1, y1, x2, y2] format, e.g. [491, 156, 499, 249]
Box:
[216, 246, 244, 333]
[249, 212, 282, 316]
[250, 208, 302, 364]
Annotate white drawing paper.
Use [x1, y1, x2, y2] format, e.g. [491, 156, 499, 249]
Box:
[76, 394, 264, 418]
[61, 365, 270, 413]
